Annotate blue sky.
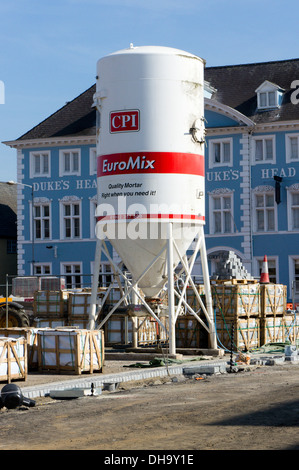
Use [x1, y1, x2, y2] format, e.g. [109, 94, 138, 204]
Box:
[0, 0, 298, 181]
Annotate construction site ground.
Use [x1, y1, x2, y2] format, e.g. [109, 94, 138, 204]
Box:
[0, 349, 298, 452]
[0, 353, 299, 456]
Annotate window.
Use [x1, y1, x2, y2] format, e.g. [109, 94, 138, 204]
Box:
[99, 264, 112, 287]
[30, 151, 50, 177]
[255, 81, 283, 110]
[89, 148, 97, 175]
[290, 192, 299, 230]
[253, 136, 275, 163]
[209, 138, 233, 167]
[210, 193, 233, 234]
[62, 263, 82, 289]
[286, 134, 299, 163]
[61, 201, 81, 239]
[59, 149, 80, 176]
[7, 239, 17, 254]
[258, 91, 277, 108]
[34, 204, 51, 239]
[254, 193, 276, 232]
[34, 264, 51, 276]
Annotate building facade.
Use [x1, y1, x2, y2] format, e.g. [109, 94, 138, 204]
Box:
[5, 58, 299, 301]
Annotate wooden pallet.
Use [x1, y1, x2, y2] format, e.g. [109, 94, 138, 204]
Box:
[211, 279, 259, 285]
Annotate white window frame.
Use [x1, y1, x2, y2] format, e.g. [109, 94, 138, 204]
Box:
[253, 190, 277, 232]
[61, 262, 83, 289]
[208, 137, 233, 168]
[285, 133, 299, 163]
[252, 135, 276, 164]
[30, 151, 51, 178]
[89, 147, 97, 175]
[59, 149, 81, 177]
[257, 90, 278, 109]
[33, 263, 52, 276]
[255, 81, 281, 110]
[209, 191, 234, 234]
[287, 186, 299, 231]
[59, 197, 82, 240]
[34, 202, 51, 240]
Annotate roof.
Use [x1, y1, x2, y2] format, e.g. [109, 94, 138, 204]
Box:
[205, 58, 299, 124]
[17, 84, 96, 141]
[14, 58, 299, 142]
[0, 183, 17, 238]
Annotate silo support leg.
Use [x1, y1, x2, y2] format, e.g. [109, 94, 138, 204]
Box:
[88, 239, 102, 330]
[167, 223, 176, 357]
[199, 228, 217, 350]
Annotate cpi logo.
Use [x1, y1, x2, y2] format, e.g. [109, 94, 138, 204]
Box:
[110, 110, 139, 133]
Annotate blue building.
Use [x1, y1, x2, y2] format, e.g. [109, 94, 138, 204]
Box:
[5, 58, 299, 302]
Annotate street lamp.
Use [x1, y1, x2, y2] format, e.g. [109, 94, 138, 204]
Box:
[7, 180, 35, 272]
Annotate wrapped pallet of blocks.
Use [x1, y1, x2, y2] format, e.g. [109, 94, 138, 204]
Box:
[261, 284, 287, 317]
[104, 315, 133, 345]
[37, 328, 105, 374]
[68, 292, 91, 329]
[0, 327, 39, 370]
[0, 336, 27, 383]
[283, 314, 299, 344]
[261, 314, 299, 345]
[215, 317, 260, 351]
[212, 283, 261, 319]
[176, 315, 201, 348]
[33, 290, 68, 328]
[211, 283, 261, 350]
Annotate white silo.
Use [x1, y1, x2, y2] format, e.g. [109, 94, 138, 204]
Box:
[89, 45, 217, 354]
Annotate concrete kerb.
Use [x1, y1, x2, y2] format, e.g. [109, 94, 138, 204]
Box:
[19, 359, 228, 399]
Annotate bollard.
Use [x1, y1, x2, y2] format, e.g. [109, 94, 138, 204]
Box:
[0, 384, 36, 409]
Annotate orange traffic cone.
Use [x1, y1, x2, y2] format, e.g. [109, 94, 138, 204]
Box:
[260, 255, 270, 283]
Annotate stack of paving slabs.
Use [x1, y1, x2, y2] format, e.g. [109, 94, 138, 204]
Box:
[37, 328, 104, 374]
[260, 284, 298, 345]
[33, 291, 69, 328]
[212, 282, 261, 351]
[212, 251, 253, 281]
[0, 336, 27, 383]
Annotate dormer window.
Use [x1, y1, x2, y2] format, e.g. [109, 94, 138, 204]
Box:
[255, 80, 284, 110]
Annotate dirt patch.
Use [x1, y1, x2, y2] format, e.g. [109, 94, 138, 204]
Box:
[0, 361, 298, 451]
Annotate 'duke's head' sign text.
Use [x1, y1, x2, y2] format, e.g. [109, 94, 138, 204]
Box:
[110, 110, 140, 133]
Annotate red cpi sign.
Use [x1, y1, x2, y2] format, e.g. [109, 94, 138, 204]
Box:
[110, 110, 140, 133]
